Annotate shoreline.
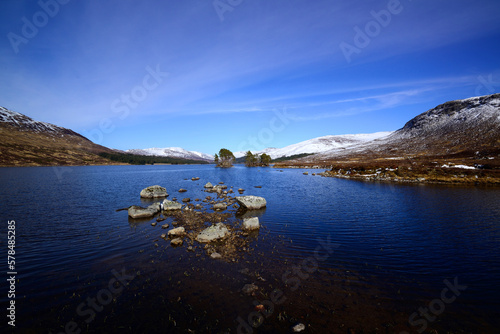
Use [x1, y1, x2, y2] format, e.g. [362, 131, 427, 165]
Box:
[273, 161, 500, 186]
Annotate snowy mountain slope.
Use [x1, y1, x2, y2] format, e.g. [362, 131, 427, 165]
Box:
[0, 106, 86, 138]
[126, 147, 214, 161]
[234, 131, 393, 159]
[311, 93, 500, 161]
[0, 106, 116, 166]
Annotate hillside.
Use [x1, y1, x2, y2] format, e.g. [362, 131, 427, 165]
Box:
[0, 107, 120, 166]
[275, 94, 500, 184]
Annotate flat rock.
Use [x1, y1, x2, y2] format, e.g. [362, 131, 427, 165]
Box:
[168, 227, 186, 237]
[196, 223, 229, 243]
[182, 198, 190, 203]
[235, 196, 267, 210]
[140, 185, 168, 198]
[128, 203, 161, 219]
[162, 200, 182, 211]
[242, 217, 260, 230]
[178, 188, 187, 193]
[161, 223, 169, 229]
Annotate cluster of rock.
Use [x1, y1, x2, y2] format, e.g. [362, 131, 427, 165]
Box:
[126, 184, 266, 259]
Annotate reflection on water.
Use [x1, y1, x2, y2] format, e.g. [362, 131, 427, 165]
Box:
[0, 165, 499, 333]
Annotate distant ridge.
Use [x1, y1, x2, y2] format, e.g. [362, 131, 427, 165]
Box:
[126, 147, 214, 162]
[233, 132, 392, 159]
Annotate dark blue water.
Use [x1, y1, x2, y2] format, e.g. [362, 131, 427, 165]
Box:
[1, 165, 499, 333]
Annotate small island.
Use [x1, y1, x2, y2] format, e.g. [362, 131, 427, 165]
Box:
[244, 151, 271, 167]
[215, 148, 235, 168]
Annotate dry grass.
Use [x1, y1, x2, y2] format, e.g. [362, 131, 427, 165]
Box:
[275, 155, 500, 185]
[0, 124, 119, 166]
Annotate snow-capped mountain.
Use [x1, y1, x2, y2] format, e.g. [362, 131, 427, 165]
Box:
[0, 106, 116, 166]
[127, 132, 393, 162]
[0, 106, 85, 138]
[312, 93, 500, 161]
[126, 147, 214, 161]
[234, 131, 392, 159]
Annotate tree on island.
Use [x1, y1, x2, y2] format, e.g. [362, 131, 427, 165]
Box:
[214, 153, 219, 165]
[260, 153, 272, 166]
[216, 148, 235, 168]
[244, 151, 272, 167]
[245, 150, 258, 167]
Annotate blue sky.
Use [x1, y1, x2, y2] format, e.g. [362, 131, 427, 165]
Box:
[1, 0, 500, 154]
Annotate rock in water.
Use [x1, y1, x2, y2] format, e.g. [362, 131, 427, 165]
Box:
[235, 196, 267, 210]
[210, 252, 222, 259]
[168, 227, 186, 237]
[242, 217, 260, 230]
[128, 203, 161, 219]
[204, 182, 213, 188]
[162, 200, 182, 211]
[140, 185, 168, 198]
[170, 238, 183, 247]
[178, 188, 187, 193]
[242, 283, 258, 295]
[293, 323, 306, 332]
[212, 203, 227, 211]
[196, 223, 229, 243]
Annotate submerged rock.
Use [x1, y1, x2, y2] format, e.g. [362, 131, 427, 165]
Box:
[235, 196, 267, 210]
[128, 203, 160, 219]
[162, 200, 182, 211]
[242, 217, 260, 230]
[196, 223, 229, 243]
[140, 185, 168, 198]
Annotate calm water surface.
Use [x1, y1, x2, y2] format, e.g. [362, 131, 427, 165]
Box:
[1, 165, 499, 333]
